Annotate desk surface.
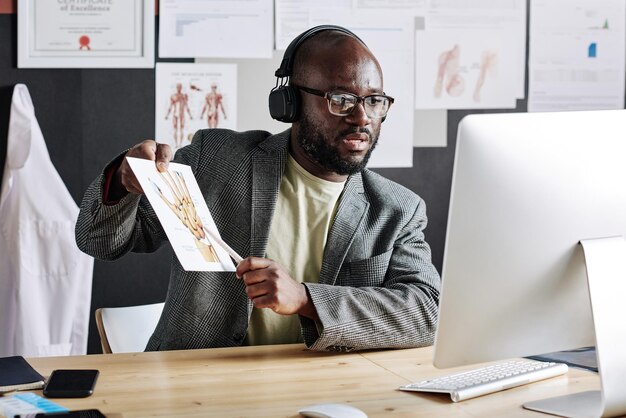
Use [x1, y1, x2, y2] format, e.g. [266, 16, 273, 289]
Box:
[19, 344, 598, 418]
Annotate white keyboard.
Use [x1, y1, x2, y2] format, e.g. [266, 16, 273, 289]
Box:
[399, 359, 568, 402]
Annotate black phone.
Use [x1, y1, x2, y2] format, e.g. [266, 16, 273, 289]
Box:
[43, 370, 99, 398]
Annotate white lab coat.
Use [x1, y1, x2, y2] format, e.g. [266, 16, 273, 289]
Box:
[0, 84, 94, 357]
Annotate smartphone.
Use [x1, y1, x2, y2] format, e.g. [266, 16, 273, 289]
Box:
[43, 370, 99, 398]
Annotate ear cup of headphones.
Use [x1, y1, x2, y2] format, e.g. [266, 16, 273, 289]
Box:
[268, 85, 300, 123]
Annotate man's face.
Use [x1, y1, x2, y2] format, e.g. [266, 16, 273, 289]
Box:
[293, 39, 384, 177]
[296, 108, 379, 176]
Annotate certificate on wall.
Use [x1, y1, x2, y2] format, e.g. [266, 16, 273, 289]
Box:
[17, 0, 154, 68]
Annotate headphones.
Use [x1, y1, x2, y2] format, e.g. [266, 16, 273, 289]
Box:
[268, 25, 365, 123]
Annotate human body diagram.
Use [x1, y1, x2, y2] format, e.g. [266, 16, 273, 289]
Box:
[434, 44, 465, 98]
[433, 44, 499, 102]
[165, 83, 193, 148]
[473, 50, 498, 102]
[201, 84, 227, 129]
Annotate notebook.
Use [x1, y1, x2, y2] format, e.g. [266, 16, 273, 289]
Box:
[0, 356, 45, 393]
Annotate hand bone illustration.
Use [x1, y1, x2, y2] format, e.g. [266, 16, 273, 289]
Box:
[150, 170, 219, 263]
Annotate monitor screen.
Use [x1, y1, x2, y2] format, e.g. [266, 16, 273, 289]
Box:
[433, 109, 626, 369]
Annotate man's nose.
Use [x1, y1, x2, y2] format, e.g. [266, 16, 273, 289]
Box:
[344, 101, 371, 126]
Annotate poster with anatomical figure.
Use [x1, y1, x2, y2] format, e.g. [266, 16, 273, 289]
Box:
[415, 29, 517, 109]
[155, 63, 237, 151]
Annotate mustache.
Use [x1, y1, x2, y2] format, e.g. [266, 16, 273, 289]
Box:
[338, 127, 372, 138]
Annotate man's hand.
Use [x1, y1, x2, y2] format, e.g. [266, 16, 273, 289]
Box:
[112, 140, 173, 197]
[236, 257, 318, 319]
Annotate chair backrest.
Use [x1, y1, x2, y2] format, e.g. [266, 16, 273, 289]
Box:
[95, 302, 164, 354]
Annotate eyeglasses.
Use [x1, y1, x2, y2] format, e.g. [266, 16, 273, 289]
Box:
[293, 84, 394, 119]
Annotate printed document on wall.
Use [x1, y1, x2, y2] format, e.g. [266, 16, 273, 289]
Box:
[355, 0, 426, 12]
[310, 11, 415, 167]
[415, 29, 517, 109]
[424, 0, 527, 99]
[159, 0, 273, 58]
[275, 0, 426, 51]
[275, 0, 351, 50]
[528, 0, 625, 112]
[155, 63, 237, 152]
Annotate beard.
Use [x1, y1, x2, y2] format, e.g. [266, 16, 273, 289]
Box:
[296, 114, 379, 176]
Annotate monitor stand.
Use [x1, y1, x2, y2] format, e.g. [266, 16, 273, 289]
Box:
[523, 236, 626, 418]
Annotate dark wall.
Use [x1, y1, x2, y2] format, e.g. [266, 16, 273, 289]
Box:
[0, 15, 172, 354]
[0, 13, 528, 354]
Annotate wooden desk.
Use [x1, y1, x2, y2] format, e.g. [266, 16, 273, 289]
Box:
[19, 344, 598, 418]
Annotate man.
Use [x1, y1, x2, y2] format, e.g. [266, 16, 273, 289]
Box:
[76, 27, 440, 352]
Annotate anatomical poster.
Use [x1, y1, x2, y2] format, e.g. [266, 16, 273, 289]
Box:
[155, 63, 237, 151]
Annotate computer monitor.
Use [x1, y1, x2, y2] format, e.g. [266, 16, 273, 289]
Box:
[433, 110, 626, 416]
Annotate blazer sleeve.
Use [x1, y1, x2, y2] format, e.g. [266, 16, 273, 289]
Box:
[300, 197, 441, 352]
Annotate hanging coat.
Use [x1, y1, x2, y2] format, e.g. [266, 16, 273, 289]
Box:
[0, 84, 94, 357]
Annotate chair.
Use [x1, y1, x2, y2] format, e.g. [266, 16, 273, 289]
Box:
[95, 302, 165, 354]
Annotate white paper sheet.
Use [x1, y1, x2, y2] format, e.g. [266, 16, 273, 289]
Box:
[274, 0, 352, 50]
[155, 63, 237, 151]
[159, 0, 273, 58]
[528, 0, 625, 112]
[309, 11, 415, 167]
[126, 157, 237, 272]
[415, 29, 517, 110]
[424, 0, 527, 99]
[356, 0, 427, 12]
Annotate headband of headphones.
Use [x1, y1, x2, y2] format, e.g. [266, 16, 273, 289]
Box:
[274, 25, 365, 79]
[268, 25, 368, 123]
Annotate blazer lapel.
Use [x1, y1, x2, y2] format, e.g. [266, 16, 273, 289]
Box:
[250, 129, 290, 257]
[319, 173, 369, 285]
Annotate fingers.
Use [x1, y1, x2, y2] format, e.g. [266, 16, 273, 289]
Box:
[240, 260, 276, 310]
[117, 140, 173, 194]
[244, 279, 274, 301]
[237, 257, 277, 306]
[244, 278, 281, 311]
[156, 143, 173, 172]
[236, 258, 308, 315]
[116, 160, 143, 195]
[238, 258, 277, 292]
[125, 140, 173, 169]
[235, 256, 272, 279]
[126, 139, 158, 159]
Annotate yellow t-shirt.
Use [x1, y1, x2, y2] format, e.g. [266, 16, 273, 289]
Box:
[244, 154, 346, 345]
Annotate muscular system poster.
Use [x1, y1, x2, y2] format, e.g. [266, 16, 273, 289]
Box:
[155, 63, 237, 150]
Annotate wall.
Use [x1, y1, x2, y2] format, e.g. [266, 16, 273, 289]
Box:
[0, 13, 528, 353]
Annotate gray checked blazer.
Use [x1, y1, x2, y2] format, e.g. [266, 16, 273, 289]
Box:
[75, 128, 441, 352]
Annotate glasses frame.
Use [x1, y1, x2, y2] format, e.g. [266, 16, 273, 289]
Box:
[293, 84, 394, 119]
